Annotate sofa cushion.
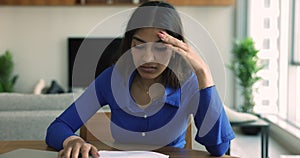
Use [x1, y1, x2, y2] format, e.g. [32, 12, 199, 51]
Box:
[0, 92, 81, 111]
[0, 110, 64, 140]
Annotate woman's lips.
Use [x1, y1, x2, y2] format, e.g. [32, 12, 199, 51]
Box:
[139, 65, 157, 73]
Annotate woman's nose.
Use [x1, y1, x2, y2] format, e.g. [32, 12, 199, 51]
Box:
[141, 45, 155, 62]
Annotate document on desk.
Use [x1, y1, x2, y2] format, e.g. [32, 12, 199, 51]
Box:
[98, 150, 169, 158]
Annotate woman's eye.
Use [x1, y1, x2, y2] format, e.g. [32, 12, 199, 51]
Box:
[134, 44, 145, 50]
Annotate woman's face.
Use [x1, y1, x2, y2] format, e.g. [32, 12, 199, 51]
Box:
[131, 28, 173, 80]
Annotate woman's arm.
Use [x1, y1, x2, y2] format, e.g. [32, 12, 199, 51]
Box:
[158, 31, 214, 89]
[45, 68, 112, 158]
[46, 104, 84, 150]
[46, 88, 102, 158]
[158, 31, 234, 155]
[192, 86, 235, 156]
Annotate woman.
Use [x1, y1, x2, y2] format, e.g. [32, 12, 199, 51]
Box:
[46, 1, 235, 158]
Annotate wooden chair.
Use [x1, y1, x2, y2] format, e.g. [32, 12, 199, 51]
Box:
[80, 112, 114, 143]
[80, 112, 193, 149]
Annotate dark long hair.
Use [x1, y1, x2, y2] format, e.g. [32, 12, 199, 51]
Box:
[118, 1, 192, 89]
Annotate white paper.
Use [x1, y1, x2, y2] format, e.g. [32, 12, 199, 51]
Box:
[98, 150, 169, 158]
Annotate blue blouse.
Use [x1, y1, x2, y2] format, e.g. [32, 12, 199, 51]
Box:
[46, 66, 235, 156]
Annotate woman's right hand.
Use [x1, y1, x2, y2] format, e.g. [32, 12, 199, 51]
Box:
[58, 136, 100, 158]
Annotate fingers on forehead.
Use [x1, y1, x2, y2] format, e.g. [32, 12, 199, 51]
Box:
[165, 34, 185, 46]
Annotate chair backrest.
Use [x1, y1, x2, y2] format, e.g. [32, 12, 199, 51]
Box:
[80, 112, 193, 149]
[185, 114, 193, 149]
[80, 112, 113, 143]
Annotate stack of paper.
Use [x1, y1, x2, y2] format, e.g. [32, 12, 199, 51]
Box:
[98, 150, 169, 158]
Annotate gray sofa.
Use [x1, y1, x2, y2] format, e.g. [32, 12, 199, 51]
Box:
[0, 92, 81, 140]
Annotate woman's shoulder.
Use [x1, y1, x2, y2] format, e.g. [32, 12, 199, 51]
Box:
[94, 65, 115, 84]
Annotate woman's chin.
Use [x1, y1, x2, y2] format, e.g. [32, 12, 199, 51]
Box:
[137, 71, 159, 80]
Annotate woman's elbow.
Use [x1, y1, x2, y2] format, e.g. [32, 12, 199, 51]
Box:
[45, 121, 64, 151]
[45, 123, 56, 149]
[205, 141, 230, 156]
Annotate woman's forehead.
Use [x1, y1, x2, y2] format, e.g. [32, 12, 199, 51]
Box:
[133, 28, 164, 42]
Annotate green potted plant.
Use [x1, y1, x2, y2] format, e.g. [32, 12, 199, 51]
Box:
[229, 37, 263, 113]
[229, 37, 263, 135]
[0, 50, 18, 92]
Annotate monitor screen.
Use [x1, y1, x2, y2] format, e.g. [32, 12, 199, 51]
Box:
[68, 37, 122, 91]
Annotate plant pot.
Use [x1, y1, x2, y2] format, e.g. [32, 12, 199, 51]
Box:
[240, 126, 261, 135]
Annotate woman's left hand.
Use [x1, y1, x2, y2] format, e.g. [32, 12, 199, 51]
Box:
[157, 31, 214, 89]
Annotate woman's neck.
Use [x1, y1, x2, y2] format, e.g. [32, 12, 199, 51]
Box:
[130, 74, 163, 106]
[135, 74, 162, 91]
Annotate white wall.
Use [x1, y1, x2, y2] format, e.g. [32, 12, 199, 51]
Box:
[0, 5, 235, 106]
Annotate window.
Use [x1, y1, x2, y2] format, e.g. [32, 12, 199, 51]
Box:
[248, 0, 280, 114]
[248, 0, 300, 128]
[292, 0, 300, 64]
[288, 0, 300, 127]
